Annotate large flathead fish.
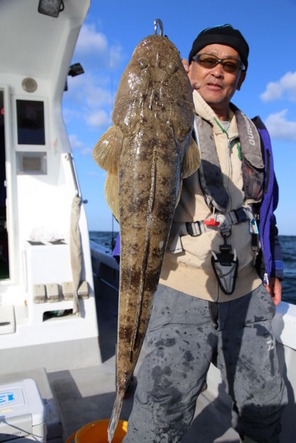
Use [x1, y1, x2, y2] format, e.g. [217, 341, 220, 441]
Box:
[93, 30, 200, 442]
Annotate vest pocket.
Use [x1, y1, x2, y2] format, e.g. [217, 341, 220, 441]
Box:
[242, 156, 264, 202]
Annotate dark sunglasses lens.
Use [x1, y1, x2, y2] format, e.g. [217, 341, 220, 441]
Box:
[197, 55, 241, 73]
[198, 56, 218, 69]
[222, 61, 240, 73]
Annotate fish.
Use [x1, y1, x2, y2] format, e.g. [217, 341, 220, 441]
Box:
[93, 31, 200, 442]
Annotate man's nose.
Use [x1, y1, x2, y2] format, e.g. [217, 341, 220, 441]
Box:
[212, 62, 224, 75]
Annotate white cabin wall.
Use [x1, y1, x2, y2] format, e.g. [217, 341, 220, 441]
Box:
[0, 1, 100, 372]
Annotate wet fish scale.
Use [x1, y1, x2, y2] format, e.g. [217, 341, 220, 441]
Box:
[93, 32, 200, 442]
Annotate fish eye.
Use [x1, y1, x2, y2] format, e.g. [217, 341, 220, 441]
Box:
[167, 62, 178, 74]
[159, 59, 178, 73]
[138, 57, 149, 69]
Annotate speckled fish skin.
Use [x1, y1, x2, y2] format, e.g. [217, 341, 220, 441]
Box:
[93, 33, 200, 442]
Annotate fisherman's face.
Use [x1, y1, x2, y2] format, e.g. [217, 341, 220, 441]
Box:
[188, 44, 246, 120]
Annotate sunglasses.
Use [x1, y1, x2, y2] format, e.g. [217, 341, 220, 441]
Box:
[192, 53, 246, 74]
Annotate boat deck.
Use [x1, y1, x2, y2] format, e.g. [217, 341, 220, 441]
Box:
[1, 250, 295, 442]
[46, 258, 296, 443]
[46, 290, 240, 442]
[0, 269, 240, 442]
[48, 360, 240, 442]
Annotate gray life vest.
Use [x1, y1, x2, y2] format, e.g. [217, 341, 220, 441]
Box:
[170, 106, 265, 295]
[196, 104, 265, 213]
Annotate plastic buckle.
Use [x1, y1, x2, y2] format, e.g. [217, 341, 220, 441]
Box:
[219, 242, 232, 253]
[218, 235, 233, 259]
[186, 221, 202, 237]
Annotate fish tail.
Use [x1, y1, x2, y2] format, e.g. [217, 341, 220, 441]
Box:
[108, 389, 125, 442]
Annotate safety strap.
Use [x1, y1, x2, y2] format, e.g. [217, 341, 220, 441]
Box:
[186, 206, 253, 237]
[169, 206, 254, 254]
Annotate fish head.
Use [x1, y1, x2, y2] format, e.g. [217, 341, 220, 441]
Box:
[127, 34, 181, 84]
[112, 34, 195, 142]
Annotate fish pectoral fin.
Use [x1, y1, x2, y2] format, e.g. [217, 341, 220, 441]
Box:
[105, 171, 120, 221]
[181, 136, 200, 178]
[93, 125, 122, 173]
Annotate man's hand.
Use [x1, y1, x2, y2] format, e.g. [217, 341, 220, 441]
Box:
[265, 277, 282, 306]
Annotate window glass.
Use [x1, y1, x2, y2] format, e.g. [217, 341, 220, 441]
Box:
[17, 100, 45, 145]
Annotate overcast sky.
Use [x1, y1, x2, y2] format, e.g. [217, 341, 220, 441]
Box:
[62, 0, 296, 235]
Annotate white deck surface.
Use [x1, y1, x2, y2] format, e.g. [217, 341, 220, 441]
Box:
[48, 359, 241, 442]
[1, 259, 295, 442]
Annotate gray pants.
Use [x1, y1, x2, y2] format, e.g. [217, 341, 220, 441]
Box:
[124, 284, 287, 443]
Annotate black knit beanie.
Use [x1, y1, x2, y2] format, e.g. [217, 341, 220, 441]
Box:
[188, 24, 249, 70]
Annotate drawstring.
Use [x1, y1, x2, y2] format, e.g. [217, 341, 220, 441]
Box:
[214, 117, 242, 161]
[236, 141, 242, 160]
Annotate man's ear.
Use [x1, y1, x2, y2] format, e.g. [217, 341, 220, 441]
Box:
[237, 71, 246, 91]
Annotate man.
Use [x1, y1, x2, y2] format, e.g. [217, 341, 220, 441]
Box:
[124, 25, 286, 443]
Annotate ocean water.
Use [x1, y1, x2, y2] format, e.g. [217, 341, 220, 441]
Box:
[279, 235, 296, 304]
[89, 232, 296, 305]
[90, 230, 119, 252]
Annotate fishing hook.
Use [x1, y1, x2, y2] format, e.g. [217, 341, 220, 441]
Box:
[154, 18, 163, 36]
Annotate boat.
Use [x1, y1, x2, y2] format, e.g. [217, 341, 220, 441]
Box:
[0, 0, 101, 373]
[0, 1, 295, 442]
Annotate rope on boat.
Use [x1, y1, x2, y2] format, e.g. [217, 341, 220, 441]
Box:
[66, 153, 83, 315]
[70, 194, 82, 315]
